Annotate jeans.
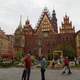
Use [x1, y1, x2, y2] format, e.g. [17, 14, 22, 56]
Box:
[22, 68, 31, 80]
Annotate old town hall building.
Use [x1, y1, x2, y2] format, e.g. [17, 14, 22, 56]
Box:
[0, 8, 78, 59]
[14, 8, 80, 58]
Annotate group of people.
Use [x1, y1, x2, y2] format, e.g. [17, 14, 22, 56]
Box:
[21, 53, 47, 80]
[21, 53, 72, 80]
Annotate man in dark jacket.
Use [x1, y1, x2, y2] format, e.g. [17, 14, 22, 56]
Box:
[22, 53, 32, 80]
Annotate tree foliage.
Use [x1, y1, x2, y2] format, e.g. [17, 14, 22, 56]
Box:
[48, 53, 53, 60]
[55, 43, 75, 60]
[63, 46, 75, 60]
[16, 50, 24, 61]
[63, 48, 75, 59]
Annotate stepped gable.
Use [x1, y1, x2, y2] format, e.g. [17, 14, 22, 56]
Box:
[60, 14, 75, 33]
[36, 8, 53, 32]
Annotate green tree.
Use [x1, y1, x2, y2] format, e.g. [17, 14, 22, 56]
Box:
[55, 43, 75, 60]
[16, 50, 24, 61]
[48, 53, 53, 60]
[63, 46, 75, 60]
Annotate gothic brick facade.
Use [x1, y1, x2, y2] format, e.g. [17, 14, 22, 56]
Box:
[14, 8, 80, 57]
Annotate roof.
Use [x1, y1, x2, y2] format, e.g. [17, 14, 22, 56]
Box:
[36, 8, 52, 31]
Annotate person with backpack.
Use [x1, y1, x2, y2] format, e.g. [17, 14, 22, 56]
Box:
[22, 53, 32, 80]
[40, 57, 47, 80]
[62, 56, 72, 74]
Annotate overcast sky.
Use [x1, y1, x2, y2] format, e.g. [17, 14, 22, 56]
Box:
[0, 0, 80, 34]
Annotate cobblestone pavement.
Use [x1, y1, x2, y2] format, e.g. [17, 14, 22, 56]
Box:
[0, 68, 80, 80]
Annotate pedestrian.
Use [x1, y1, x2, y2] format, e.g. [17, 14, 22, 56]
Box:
[52, 58, 55, 68]
[40, 57, 47, 80]
[62, 56, 72, 74]
[74, 57, 77, 65]
[22, 53, 32, 80]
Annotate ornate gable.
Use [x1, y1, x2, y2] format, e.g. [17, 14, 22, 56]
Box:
[36, 8, 54, 34]
[60, 14, 75, 33]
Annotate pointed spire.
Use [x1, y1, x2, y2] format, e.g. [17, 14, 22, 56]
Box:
[18, 15, 22, 28]
[51, 9, 58, 33]
[15, 15, 22, 34]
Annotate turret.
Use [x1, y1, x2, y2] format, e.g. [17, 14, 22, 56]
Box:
[22, 18, 33, 35]
[15, 16, 22, 35]
[14, 16, 24, 52]
[51, 9, 58, 33]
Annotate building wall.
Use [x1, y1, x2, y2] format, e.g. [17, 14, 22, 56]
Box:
[76, 31, 80, 57]
[14, 9, 77, 57]
[0, 31, 14, 56]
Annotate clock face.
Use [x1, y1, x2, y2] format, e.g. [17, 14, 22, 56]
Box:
[43, 32, 48, 37]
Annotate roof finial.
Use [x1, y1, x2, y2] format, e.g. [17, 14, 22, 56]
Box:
[43, 6, 48, 12]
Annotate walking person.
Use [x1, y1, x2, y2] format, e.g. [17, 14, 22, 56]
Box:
[62, 56, 72, 74]
[40, 57, 47, 80]
[22, 53, 32, 80]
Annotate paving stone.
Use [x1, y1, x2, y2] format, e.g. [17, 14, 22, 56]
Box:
[0, 68, 80, 80]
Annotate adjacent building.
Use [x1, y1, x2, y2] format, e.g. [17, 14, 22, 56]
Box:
[0, 28, 15, 59]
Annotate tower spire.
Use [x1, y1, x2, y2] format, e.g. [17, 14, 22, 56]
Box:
[51, 9, 58, 33]
[18, 15, 22, 28]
